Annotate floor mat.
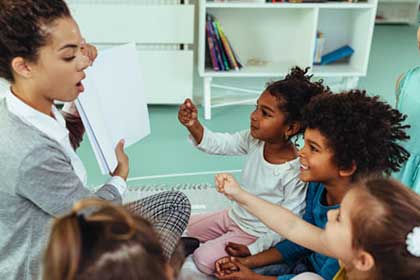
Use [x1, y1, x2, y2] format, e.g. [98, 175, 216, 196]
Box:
[179, 256, 215, 280]
[123, 183, 232, 214]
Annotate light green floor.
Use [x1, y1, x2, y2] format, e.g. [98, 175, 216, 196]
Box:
[80, 23, 420, 188]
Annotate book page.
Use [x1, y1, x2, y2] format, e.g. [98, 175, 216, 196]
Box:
[77, 43, 150, 174]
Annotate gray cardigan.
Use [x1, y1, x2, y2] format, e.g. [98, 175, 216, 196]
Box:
[0, 98, 121, 279]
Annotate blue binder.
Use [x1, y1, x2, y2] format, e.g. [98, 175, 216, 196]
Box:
[320, 45, 354, 65]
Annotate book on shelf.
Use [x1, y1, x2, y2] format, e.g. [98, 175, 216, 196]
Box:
[205, 17, 220, 71]
[212, 20, 231, 71]
[205, 13, 242, 72]
[207, 15, 227, 71]
[313, 31, 325, 65]
[320, 45, 354, 65]
[76, 43, 150, 175]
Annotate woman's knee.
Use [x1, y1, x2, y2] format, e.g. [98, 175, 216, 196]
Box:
[169, 191, 191, 213]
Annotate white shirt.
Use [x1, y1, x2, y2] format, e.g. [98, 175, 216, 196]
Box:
[5, 89, 127, 195]
[191, 127, 307, 254]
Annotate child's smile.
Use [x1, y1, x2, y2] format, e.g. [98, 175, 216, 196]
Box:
[298, 128, 339, 182]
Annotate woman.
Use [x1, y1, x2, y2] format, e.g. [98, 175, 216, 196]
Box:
[0, 1, 190, 279]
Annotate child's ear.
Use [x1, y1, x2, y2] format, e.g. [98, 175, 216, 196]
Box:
[11, 57, 33, 79]
[338, 160, 357, 178]
[286, 122, 300, 138]
[353, 250, 375, 272]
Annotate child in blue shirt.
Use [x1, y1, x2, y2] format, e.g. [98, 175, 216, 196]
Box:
[214, 90, 410, 280]
[272, 182, 339, 280]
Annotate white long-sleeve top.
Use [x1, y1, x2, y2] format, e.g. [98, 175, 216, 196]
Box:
[190, 128, 307, 254]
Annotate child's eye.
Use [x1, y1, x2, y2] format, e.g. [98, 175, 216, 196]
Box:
[63, 56, 75, 62]
[310, 145, 319, 152]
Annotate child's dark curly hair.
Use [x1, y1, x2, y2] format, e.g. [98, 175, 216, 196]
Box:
[302, 90, 410, 178]
[266, 67, 330, 137]
[0, 0, 71, 82]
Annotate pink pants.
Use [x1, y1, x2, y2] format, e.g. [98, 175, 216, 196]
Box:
[187, 209, 257, 275]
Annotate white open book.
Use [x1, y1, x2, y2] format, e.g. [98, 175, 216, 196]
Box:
[76, 43, 150, 175]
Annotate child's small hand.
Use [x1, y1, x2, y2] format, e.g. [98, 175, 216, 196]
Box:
[81, 40, 98, 66]
[225, 242, 251, 257]
[178, 98, 198, 127]
[215, 258, 257, 280]
[215, 173, 243, 201]
[215, 256, 239, 276]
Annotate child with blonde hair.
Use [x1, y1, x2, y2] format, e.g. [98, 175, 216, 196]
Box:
[216, 176, 420, 280]
[44, 199, 177, 280]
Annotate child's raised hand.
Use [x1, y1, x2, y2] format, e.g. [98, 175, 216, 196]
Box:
[215, 173, 243, 201]
[178, 98, 198, 127]
[81, 40, 98, 65]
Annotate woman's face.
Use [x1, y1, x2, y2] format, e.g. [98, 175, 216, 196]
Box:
[27, 16, 90, 102]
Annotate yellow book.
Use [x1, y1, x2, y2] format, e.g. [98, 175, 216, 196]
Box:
[215, 20, 239, 70]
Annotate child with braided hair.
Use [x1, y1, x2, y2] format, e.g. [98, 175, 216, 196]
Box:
[178, 67, 328, 275]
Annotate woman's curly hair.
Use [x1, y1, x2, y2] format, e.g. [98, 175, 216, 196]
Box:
[0, 0, 71, 82]
[266, 67, 331, 136]
[302, 89, 410, 178]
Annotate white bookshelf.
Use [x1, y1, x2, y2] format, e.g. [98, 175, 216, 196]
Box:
[197, 0, 378, 119]
[376, 0, 419, 24]
[68, 0, 195, 104]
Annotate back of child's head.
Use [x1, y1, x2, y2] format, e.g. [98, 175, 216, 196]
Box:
[265, 67, 329, 137]
[43, 199, 168, 280]
[302, 89, 410, 178]
[350, 178, 420, 279]
[0, 0, 71, 82]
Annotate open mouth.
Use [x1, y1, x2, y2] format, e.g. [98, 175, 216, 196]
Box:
[300, 163, 309, 170]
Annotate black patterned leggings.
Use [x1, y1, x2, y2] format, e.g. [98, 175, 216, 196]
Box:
[125, 191, 191, 259]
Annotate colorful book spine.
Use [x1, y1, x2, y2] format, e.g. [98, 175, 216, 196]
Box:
[215, 20, 239, 71]
[205, 19, 219, 71]
[207, 15, 225, 71]
[212, 20, 230, 71]
[227, 36, 242, 69]
[205, 13, 243, 71]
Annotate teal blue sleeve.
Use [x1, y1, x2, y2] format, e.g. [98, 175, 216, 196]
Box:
[277, 275, 295, 280]
[318, 258, 340, 280]
[275, 184, 315, 263]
